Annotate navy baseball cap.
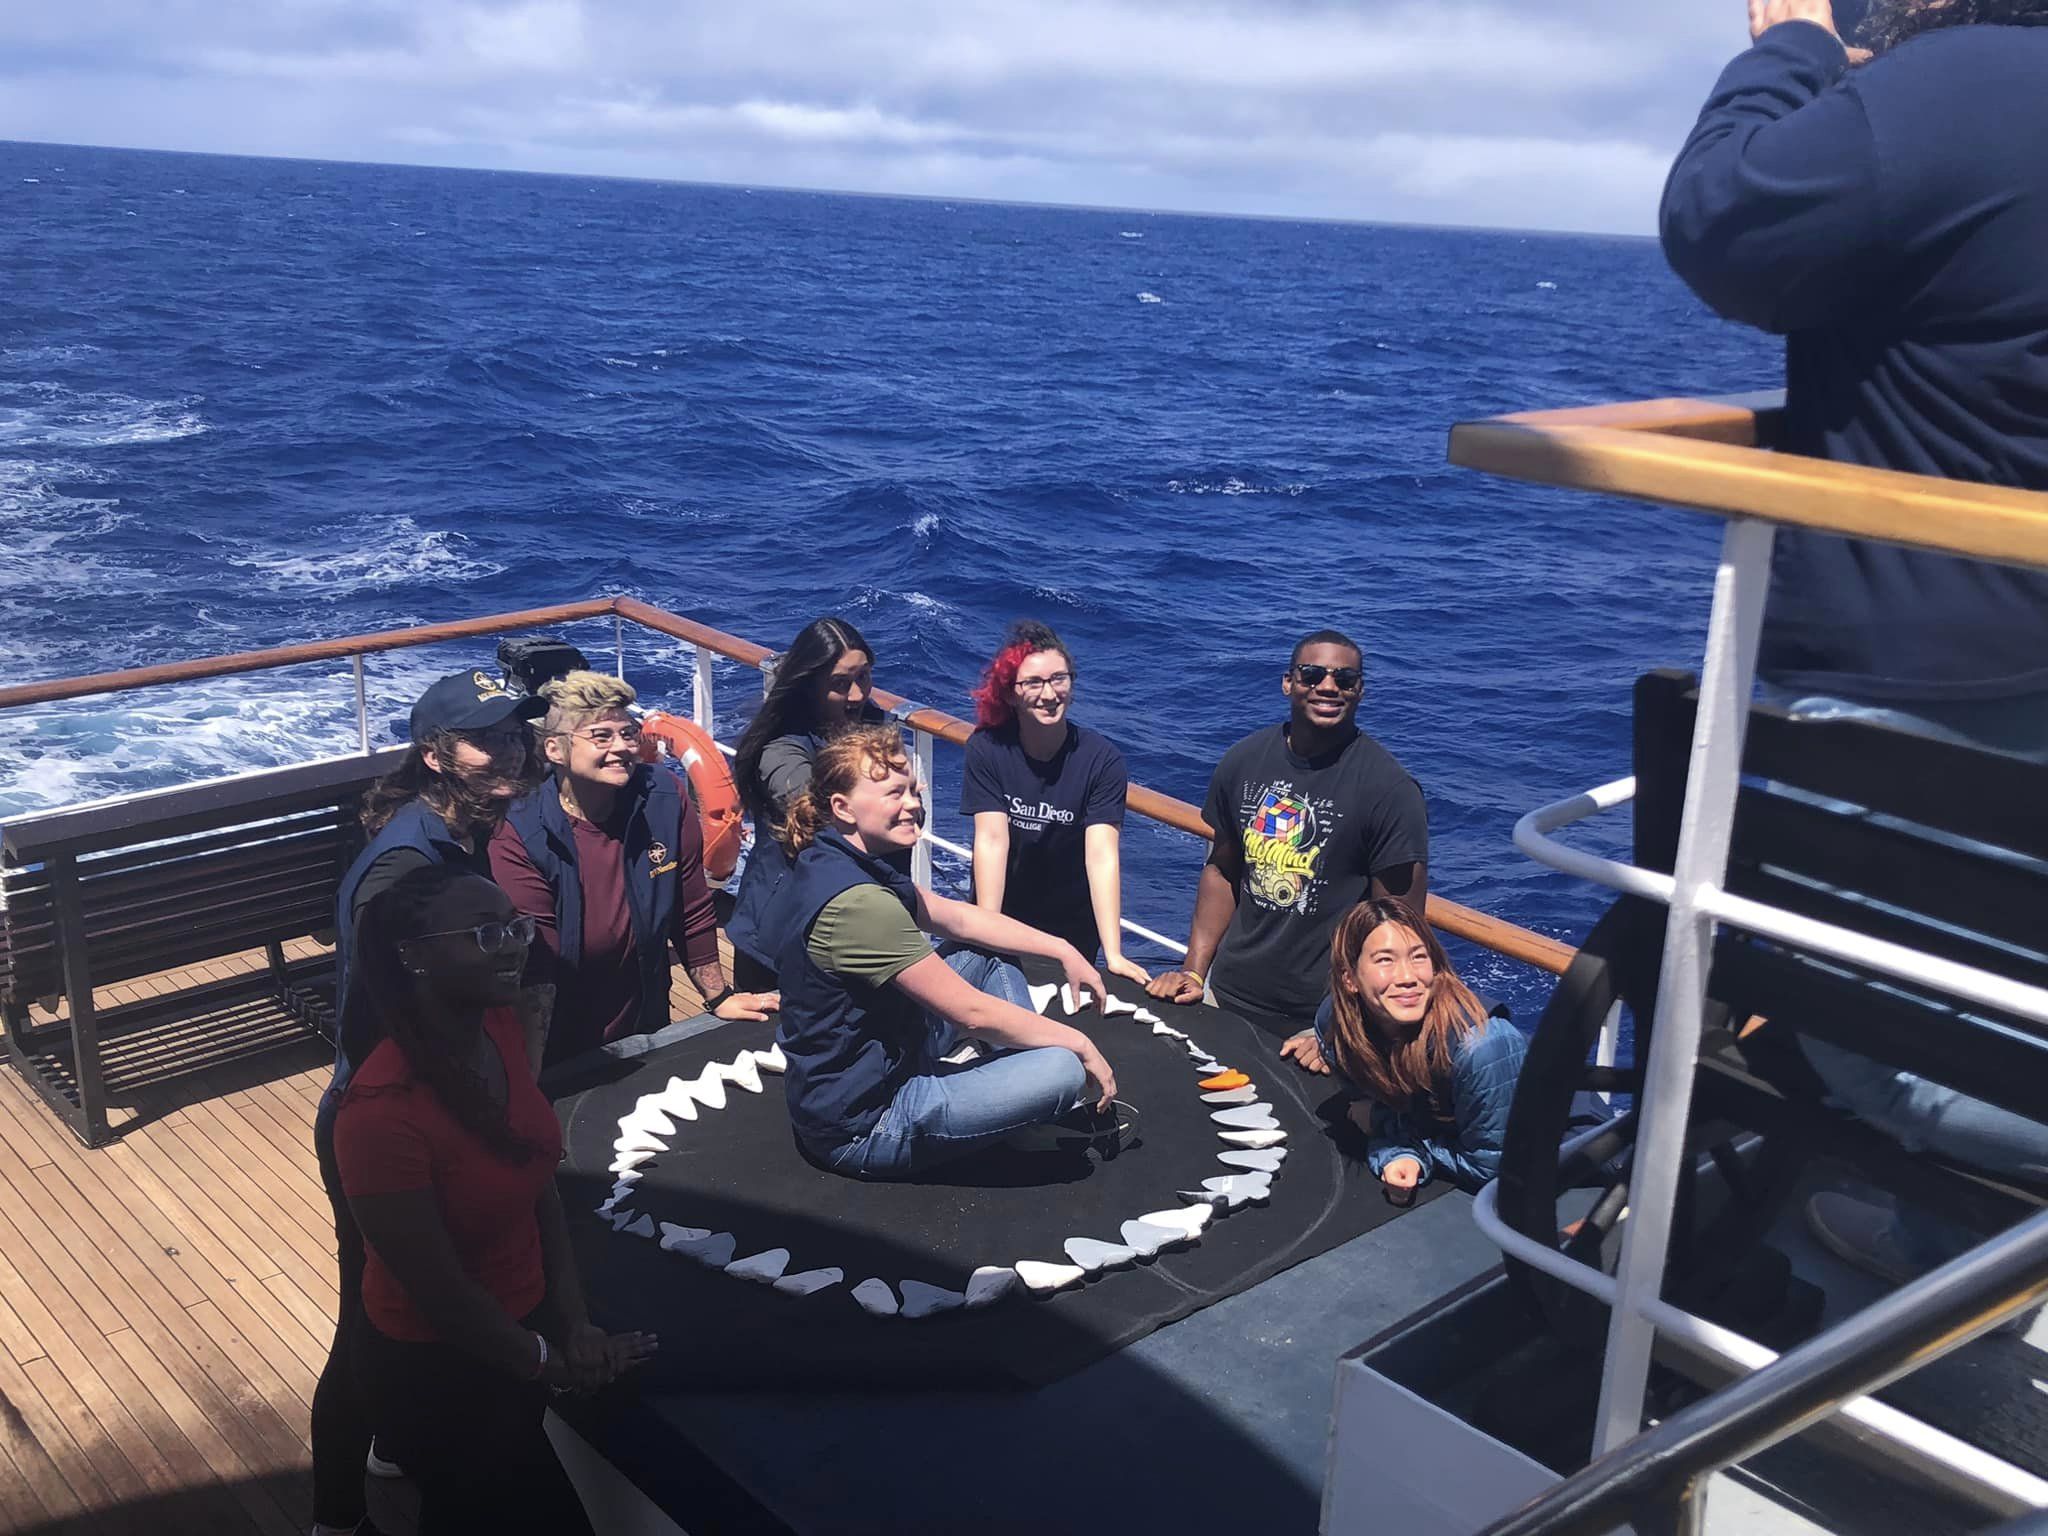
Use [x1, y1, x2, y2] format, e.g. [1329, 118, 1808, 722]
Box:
[409, 668, 547, 744]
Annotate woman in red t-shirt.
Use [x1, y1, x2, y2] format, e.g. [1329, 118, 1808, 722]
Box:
[334, 864, 656, 1534]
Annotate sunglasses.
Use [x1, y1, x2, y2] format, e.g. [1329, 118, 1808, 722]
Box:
[414, 915, 537, 954]
[1292, 664, 1362, 691]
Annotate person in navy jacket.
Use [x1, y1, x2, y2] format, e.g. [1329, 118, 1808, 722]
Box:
[1662, 0, 2048, 1286]
[315, 665, 545, 1536]
[1288, 898, 1526, 1196]
[491, 670, 776, 1067]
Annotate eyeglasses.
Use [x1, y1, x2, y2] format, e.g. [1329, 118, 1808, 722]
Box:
[414, 915, 537, 954]
[1015, 673, 1073, 695]
[565, 725, 642, 750]
[1292, 664, 1362, 692]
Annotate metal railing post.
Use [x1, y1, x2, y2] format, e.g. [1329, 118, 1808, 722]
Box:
[693, 645, 715, 732]
[1593, 516, 1775, 1453]
[352, 654, 370, 755]
[912, 730, 935, 890]
[614, 615, 625, 680]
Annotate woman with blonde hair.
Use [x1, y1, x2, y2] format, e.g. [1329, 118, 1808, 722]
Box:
[1297, 897, 1525, 1195]
[491, 670, 775, 1067]
[762, 725, 1120, 1179]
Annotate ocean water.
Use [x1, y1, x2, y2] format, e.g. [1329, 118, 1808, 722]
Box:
[1, 141, 1778, 1021]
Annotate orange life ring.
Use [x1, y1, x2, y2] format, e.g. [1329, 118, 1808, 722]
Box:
[636, 711, 745, 882]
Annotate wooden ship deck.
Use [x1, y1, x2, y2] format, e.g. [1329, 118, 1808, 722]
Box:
[0, 938, 727, 1536]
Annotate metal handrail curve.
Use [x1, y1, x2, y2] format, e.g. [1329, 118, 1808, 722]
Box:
[1476, 1204, 2048, 1536]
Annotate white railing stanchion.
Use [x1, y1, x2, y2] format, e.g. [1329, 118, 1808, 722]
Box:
[1593, 516, 1776, 1455]
[352, 655, 370, 755]
[911, 730, 936, 890]
[692, 645, 715, 732]
[614, 616, 625, 680]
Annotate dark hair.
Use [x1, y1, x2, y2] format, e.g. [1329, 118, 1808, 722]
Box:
[777, 726, 913, 855]
[733, 616, 876, 820]
[1289, 629, 1362, 670]
[1863, 0, 2048, 50]
[1323, 898, 1488, 1119]
[970, 620, 1076, 730]
[342, 864, 543, 1165]
[360, 727, 538, 841]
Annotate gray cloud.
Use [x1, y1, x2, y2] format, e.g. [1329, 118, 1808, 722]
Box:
[0, 1, 1754, 233]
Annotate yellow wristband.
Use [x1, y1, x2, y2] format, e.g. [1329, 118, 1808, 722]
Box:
[1183, 968, 1206, 989]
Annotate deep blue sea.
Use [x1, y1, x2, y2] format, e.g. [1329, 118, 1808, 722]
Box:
[1, 140, 1778, 1021]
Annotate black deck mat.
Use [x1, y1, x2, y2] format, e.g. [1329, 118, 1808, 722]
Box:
[549, 971, 1441, 1390]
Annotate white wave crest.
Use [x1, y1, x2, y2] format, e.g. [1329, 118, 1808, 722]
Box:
[0, 384, 208, 449]
[911, 511, 939, 538]
[1166, 477, 1309, 497]
[1136, 292, 1164, 304]
[229, 519, 506, 594]
[1119, 231, 1143, 240]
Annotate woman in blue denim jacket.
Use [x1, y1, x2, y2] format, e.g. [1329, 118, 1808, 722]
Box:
[1288, 898, 1526, 1195]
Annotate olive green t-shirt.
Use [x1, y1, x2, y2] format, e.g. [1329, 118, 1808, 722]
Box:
[807, 885, 930, 986]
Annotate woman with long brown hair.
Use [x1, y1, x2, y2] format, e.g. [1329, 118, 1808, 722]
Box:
[1300, 898, 1526, 1195]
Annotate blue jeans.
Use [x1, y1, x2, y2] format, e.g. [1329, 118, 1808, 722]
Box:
[826, 1046, 1088, 1179]
[938, 943, 1033, 1009]
[1757, 682, 2048, 1262]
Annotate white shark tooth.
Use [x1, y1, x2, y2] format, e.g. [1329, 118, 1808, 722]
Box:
[773, 1266, 844, 1297]
[717, 1053, 765, 1094]
[1119, 1218, 1190, 1257]
[1191, 1057, 1224, 1073]
[1201, 1086, 1259, 1105]
[1027, 983, 1059, 1014]
[670, 1231, 737, 1268]
[749, 1044, 788, 1074]
[1059, 984, 1087, 1016]
[1100, 994, 1139, 1017]
[596, 1197, 619, 1216]
[1219, 1148, 1287, 1173]
[964, 1266, 1020, 1308]
[680, 1066, 727, 1112]
[624, 1213, 657, 1239]
[852, 1278, 900, 1316]
[608, 1150, 655, 1173]
[1064, 1237, 1136, 1272]
[1134, 1008, 1165, 1025]
[1015, 1259, 1087, 1293]
[1203, 1172, 1273, 1198]
[1150, 1021, 1188, 1039]
[1139, 1205, 1212, 1237]
[658, 1222, 713, 1250]
[1211, 1104, 1277, 1129]
[613, 1172, 643, 1190]
[647, 1081, 701, 1120]
[724, 1248, 791, 1284]
[1220, 1128, 1288, 1148]
[623, 1101, 678, 1136]
[614, 1129, 668, 1156]
[608, 1208, 638, 1231]
[900, 1279, 968, 1319]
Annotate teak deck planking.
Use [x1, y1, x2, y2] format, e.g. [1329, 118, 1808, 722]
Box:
[0, 937, 728, 1535]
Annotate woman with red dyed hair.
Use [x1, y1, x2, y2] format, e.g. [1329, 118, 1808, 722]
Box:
[960, 622, 1148, 984]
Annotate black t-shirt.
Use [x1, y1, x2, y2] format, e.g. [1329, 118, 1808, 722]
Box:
[959, 722, 1127, 958]
[1202, 723, 1427, 1024]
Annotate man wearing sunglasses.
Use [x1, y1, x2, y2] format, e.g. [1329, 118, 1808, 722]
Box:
[1148, 631, 1428, 1046]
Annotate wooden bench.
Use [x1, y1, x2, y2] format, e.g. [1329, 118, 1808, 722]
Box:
[0, 748, 401, 1145]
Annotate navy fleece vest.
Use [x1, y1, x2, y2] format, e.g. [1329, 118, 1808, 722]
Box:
[504, 765, 683, 1039]
[331, 799, 471, 1082]
[725, 729, 825, 971]
[766, 827, 925, 1150]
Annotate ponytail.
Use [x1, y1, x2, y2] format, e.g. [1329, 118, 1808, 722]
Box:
[773, 725, 913, 854]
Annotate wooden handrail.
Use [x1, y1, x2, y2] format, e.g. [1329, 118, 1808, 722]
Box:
[1450, 392, 2048, 570]
[0, 598, 620, 711]
[5, 595, 1578, 977]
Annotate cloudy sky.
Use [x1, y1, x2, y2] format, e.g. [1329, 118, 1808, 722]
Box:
[1, 2, 1754, 235]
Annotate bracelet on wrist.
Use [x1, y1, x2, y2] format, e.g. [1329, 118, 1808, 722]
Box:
[529, 1331, 550, 1380]
[703, 986, 736, 1013]
[1182, 968, 1206, 989]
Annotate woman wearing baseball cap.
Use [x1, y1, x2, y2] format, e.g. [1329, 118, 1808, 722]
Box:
[312, 665, 545, 1536]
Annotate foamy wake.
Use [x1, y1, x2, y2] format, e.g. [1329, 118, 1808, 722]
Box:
[228, 519, 507, 593]
[1166, 477, 1309, 497]
[0, 383, 208, 449]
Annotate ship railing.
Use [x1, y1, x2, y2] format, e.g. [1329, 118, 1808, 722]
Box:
[0, 595, 1576, 983]
[1450, 390, 2048, 1528]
